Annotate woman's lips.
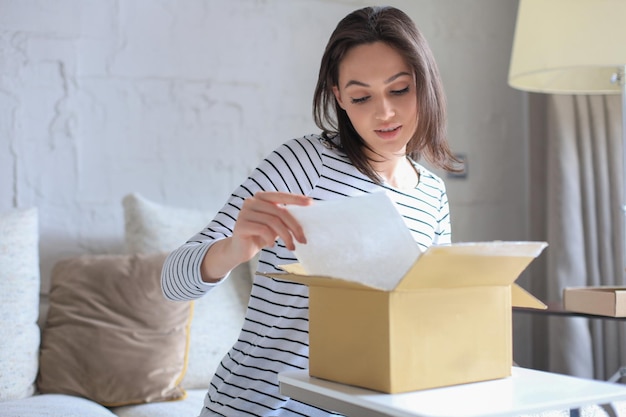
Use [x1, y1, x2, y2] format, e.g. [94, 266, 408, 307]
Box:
[375, 125, 401, 140]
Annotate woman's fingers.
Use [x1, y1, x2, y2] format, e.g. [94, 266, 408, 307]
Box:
[235, 192, 312, 251]
[255, 191, 312, 207]
[238, 209, 296, 250]
[251, 192, 312, 245]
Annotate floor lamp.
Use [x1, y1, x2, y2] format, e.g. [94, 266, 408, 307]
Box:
[508, 0, 626, 276]
[507, 0, 626, 383]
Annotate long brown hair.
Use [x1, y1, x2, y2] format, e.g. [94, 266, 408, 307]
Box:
[313, 6, 460, 183]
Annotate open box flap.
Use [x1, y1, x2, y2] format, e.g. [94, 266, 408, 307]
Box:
[265, 268, 547, 309]
[395, 241, 548, 291]
[262, 264, 375, 291]
[512, 283, 547, 309]
[264, 241, 547, 293]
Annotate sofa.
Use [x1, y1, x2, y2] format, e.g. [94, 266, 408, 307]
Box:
[0, 193, 254, 417]
[3, 195, 626, 417]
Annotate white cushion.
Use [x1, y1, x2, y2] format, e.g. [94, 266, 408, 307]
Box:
[110, 388, 206, 417]
[1, 393, 117, 417]
[122, 193, 215, 255]
[122, 193, 251, 390]
[0, 208, 40, 401]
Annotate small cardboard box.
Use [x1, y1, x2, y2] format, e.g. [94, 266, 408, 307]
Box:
[563, 287, 626, 317]
[264, 241, 547, 394]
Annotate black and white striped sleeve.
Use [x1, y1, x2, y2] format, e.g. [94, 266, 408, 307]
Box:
[161, 136, 324, 301]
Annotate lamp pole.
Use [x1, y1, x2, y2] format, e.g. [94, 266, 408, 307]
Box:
[613, 65, 626, 284]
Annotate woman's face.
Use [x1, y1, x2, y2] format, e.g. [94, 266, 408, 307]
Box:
[332, 41, 418, 161]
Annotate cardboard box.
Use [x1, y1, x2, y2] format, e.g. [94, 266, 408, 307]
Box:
[563, 287, 626, 317]
[264, 241, 547, 394]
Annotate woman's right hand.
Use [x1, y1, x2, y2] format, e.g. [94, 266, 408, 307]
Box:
[232, 191, 312, 258]
[201, 191, 312, 282]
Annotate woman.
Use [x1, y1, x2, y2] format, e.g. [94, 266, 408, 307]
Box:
[162, 6, 459, 417]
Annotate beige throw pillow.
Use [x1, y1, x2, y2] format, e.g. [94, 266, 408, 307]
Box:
[37, 253, 191, 407]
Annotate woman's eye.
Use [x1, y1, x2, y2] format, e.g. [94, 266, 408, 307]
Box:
[391, 86, 410, 95]
[350, 96, 370, 104]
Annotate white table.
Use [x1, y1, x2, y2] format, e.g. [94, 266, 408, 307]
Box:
[279, 367, 626, 417]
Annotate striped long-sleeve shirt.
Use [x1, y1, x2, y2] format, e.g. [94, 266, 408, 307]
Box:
[161, 134, 451, 417]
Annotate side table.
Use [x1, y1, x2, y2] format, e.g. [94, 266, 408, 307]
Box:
[279, 367, 626, 417]
[514, 302, 626, 383]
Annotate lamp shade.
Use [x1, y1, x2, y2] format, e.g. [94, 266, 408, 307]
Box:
[508, 0, 626, 94]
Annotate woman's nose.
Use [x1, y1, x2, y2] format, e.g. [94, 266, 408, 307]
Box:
[375, 98, 395, 120]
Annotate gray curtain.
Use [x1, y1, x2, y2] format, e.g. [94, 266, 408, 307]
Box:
[528, 93, 626, 381]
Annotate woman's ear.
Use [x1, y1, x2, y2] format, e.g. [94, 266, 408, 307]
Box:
[332, 86, 346, 110]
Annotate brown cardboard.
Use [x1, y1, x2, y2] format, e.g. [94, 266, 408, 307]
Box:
[563, 287, 626, 317]
[264, 241, 547, 394]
